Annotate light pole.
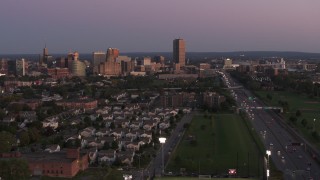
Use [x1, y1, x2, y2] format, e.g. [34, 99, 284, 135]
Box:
[159, 137, 167, 176]
[266, 150, 271, 180]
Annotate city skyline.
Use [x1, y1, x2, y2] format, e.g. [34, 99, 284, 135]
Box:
[1, 0, 320, 54]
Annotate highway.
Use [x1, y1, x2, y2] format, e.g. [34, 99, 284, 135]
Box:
[222, 71, 320, 180]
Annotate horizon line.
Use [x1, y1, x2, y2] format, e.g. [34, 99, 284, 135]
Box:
[1, 50, 320, 55]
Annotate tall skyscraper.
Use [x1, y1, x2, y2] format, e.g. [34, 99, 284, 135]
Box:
[107, 48, 119, 61]
[40, 46, 49, 66]
[173, 38, 186, 67]
[93, 51, 106, 74]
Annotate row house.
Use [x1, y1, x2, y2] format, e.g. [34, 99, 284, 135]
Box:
[143, 121, 156, 131]
[45, 144, 61, 153]
[110, 128, 127, 139]
[98, 149, 117, 165]
[118, 150, 135, 166]
[159, 121, 171, 130]
[80, 127, 96, 138]
[124, 103, 140, 111]
[129, 121, 143, 130]
[102, 114, 113, 121]
[19, 111, 37, 122]
[2, 115, 16, 124]
[42, 118, 59, 129]
[95, 128, 110, 137]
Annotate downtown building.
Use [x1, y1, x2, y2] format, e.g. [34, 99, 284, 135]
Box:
[92, 51, 106, 74]
[173, 38, 186, 68]
[98, 48, 135, 76]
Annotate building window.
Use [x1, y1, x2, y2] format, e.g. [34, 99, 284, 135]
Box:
[61, 170, 63, 174]
[47, 170, 49, 173]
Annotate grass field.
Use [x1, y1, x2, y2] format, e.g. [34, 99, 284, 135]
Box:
[254, 90, 320, 147]
[39, 168, 123, 180]
[166, 113, 262, 178]
[155, 178, 257, 180]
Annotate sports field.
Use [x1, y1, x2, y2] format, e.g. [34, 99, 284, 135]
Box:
[166, 113, 262, 177]
[155, 178, 257, 180]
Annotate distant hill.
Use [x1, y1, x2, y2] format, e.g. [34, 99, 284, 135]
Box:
[1, 51, 320, 62]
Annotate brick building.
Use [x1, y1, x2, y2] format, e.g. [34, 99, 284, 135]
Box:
[47, 68, 70, 79]
[56, 98, 97, 110]
[203, 91, 226, 109]
[24, 148, 88, 178]
[160, 93, 183, 108]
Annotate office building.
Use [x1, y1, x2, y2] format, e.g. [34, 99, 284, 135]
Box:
[107, 48, 119, 60]
[173, 38, 186, 67]
[7, 59, 27, 76]
[71, 60, 86, 77]
[93, 51, 106, 74]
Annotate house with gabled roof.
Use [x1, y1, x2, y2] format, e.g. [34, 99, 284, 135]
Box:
[95, 128, 110, 137]
[98, 149, 117, 165]
[45, 144, 61, 153]
[102, 113, 113, 121]
[110, 128, 125, 139]
[126, 141, 141, 151]
[129, 122, 142, 130]
[140, 131, 152, 139]
[117, 150, 135, 166]
[159, 121, 170, 130]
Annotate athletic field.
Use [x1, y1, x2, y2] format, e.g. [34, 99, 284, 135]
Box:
[155, 178, 257, 180]
[166, 113, 262, 177]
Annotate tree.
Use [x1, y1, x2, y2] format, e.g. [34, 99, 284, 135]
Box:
[19, 131, 30, 146]
[295, 110, 301, 117]
[0, 158, 30, 180]
[183, 123, 190, 129]
[301, 119, 307, 127]
[102, 142, 110, 150]
[266, 94, 272, 100]
[111, 140, 118, 150]
[0, 131, 15, 153]
[109, 122, 115, 129]
[289, 116, 297, 123]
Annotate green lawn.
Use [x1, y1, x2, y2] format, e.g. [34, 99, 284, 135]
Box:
[39, 168, 123, 180]
[254, 90, 320, 147]
[155, 178, 257, 180]
[166, 114, 262, 177]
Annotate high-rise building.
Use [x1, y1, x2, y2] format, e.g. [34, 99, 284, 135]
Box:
[173, 38, 186, 67]
[71, 60, 86, 77]
[7, 59, 27, 76]
[40, 46, 49, 66]
[0, 59, 8, 75]
[92, 51, 106, 74]
[107, 48, 119, 60]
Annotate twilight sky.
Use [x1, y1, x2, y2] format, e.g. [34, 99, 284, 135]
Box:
[1, 0, 320, 54]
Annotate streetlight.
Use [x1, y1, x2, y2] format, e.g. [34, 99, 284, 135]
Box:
[266, 150, 271, 162]
[266, 150, 271, 180]
[159, 137, 167, 175]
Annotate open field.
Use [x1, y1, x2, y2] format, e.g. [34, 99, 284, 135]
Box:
[155, 178, 257, 180]
[166, 113, 262, 178]
[254, 90, 320, 147]
[39, 168, 123, 180]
